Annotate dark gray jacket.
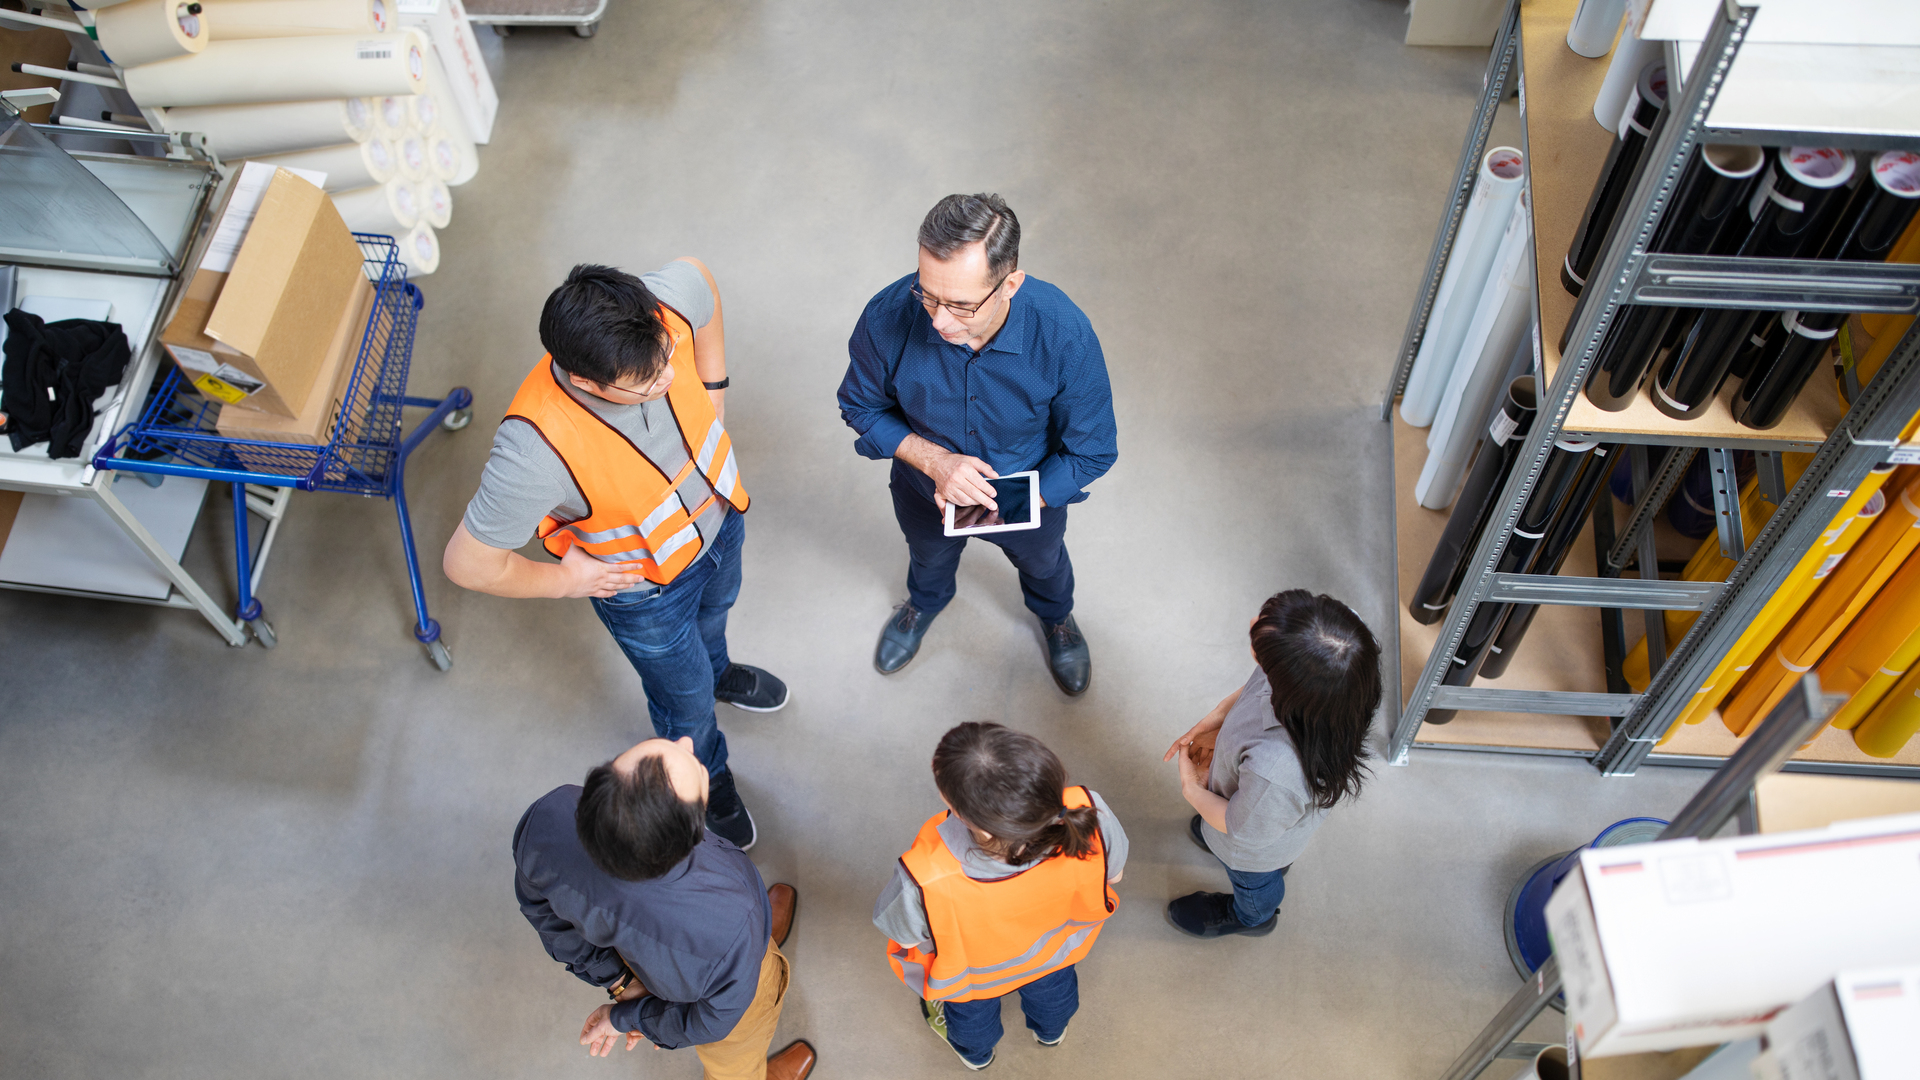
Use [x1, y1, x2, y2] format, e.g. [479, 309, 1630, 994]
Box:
[512, 786, 770, 1049]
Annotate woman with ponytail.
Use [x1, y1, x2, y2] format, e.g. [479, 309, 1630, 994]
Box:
[874, 722, 1126, 1070]
[1163, 589, 1381, 938]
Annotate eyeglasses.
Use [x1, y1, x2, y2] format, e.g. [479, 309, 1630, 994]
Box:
[605, 336, 677, 398]
[911, 275, 1008, 319]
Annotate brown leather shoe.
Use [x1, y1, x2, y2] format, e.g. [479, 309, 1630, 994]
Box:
[769, 883, 797, 947]
[766, 1039, 816, 1080]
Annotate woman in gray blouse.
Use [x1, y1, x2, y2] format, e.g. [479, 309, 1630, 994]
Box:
[1162, 590, 1381, 938]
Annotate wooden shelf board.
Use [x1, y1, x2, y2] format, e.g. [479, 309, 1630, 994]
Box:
[1754, 772, 1920, 834]
[1521, 0, 1842, 448]
[1657, 709, 1920, 768]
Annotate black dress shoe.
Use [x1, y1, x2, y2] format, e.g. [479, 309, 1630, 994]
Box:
[705, 770, 757, 851]
[715, 663, 789, 712]
[1166, 891, 1276, 938]
[875, 602, 937, 674]
[1042, 615, 1091, 695]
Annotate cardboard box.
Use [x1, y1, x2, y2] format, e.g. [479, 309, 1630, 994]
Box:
[1545, 812, 1920, 1059]
[1751, 968, 1920, 1080]
[214, 273, 373, 447]
[161, 166, 365, 419]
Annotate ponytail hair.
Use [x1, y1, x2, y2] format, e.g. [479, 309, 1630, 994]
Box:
[931, 722, 1098, 865]
[1250, 590, 1382, 810]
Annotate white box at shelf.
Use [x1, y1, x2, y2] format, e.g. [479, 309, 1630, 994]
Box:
[1631, 0, 1920, 46]
[396, 0, 497, 143]
[1752, 968, 1920, 1080]
[1544, 812, 1920, 1059]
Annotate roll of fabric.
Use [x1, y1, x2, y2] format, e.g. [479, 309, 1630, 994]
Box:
[1815, 545, 1920, 732]
[398, 220, 437, 276]
[1592, 24, 1663, 129]
[415, 178, 450, 228]
[1562, 63, 1666, 297]
[1478, 444, 1618, 679]
[120, 28, 427, 108]
[1650, 147, 1858, 422]
[244, 136, 396, 190]
[1410, 377, 1538, 626]
[94, 0, 209, 67]
[203, 0, 385, 39]
[155, 96, 374, 158]
[329, 177, 418, 234]
[1565, 0, 1626, 58]
[1853, 664, 1920, 757]
[1401, 147, 1527, 428]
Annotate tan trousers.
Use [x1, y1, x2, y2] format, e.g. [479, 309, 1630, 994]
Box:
[694, 939, 790, 1080]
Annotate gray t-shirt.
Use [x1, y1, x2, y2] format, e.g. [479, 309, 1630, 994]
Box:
[462, 260, 722, 591]
[1199, 665, 1330, 873]
[872, 789, 1127, 949]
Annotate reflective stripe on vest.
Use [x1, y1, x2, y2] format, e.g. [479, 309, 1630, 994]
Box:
[499, 303, 748, 585]
[887, 786, 1116, 1003]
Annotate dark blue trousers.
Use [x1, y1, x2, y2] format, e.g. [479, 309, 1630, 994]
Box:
[889, 460, 1075, 624]
[943, 964, 1078, 1065]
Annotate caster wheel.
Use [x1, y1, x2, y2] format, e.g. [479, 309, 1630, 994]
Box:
[249, 617, 277, 649]
[574, 21, 597, 37]
[425, 638, 453, 672]
[442, 407, 473, 431]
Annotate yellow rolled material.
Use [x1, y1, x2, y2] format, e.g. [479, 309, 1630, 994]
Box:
[1817, 550, 1920, 732]
[1656, 467, 1897, 742]
[397, 221, 438, 276]
[1854, 663, 1920, 757]
[121, 29, 427, 109]
[1860, 212, 1920, 339]
[95, 0, 210, 67]
[203, 0, 386, 39]
[415, 178, 450, 228]
[1720, 475, 1920, 736]
[244, 136, 396, 190]
[156, 97, 374, 158]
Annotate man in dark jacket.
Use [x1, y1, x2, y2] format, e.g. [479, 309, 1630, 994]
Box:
[513, 736, 814, 1079]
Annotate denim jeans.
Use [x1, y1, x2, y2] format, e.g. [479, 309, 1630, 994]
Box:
[588, 510, 743, 778]
[889, 460, 1075, 624]
[1226, 864, 1288, 927]
[942, 964, 1078, 1066]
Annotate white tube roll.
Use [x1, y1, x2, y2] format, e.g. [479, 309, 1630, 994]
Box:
[120, 29, 428, 108]
[408, 83, 441, 130]
[69, 0, 142, 8]
[1565, 0, 1626, 59]
[245, 136, 397, 190]
[373, 93, 409, 137]
[425, 122, 476, 185]
[394, 129, 430, 181]
[1417, 192, 1537, 509]
[330, 178, 418, 234]
[1593, 24, 1663, 129]
[203, 0, 388, 39]
[95, 0, 209, 68]
[156, 97, 374, 158]
[1400, 146, 1527, 428]
[414, 178, 450, 228]
[420, 45, 477, 184]
[398, 221, 438, 277]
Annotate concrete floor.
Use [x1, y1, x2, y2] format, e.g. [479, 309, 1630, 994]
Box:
[0, 2, 1717, 1077]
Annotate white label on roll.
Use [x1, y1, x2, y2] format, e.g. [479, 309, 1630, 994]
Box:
[371, 0, 389, 31]
[1748, 166, 1777, 221]
[396, 0, 438, 11]
[408, 45, 424, 80]
[1488, 409, 1519, 446]
[1815, 553, 1846, 579]
[176, 4, 201, 39]
[357, 40, 394, 61]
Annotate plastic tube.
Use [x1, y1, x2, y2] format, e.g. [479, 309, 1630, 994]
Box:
[1566, 0, 1627, 58]
[1592, 24, 1662, 129]
[154, 96, 374, 158]
[1853, 664, 1920, 757]
[1562, 64, 1666, 296]
[1409, 378, 1538, 626]
[1478, 444, 1618, 679]
[1401, 147, 1527, 428]
[1815, 542, 1920, 732]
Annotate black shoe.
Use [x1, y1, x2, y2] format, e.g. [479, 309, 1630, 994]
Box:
[1042, 615, 1090, 695]
[1166, 891, 1277, 938]
[875, 602, 937, 675]
[705, 770, 757, 851]
[715, 663, 789, 712]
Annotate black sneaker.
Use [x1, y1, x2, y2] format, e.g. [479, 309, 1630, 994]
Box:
[1166, 890, 1277, 938]
[715, 663, 789, 713]
[704, 770, 757, 851]
[875, 602, 937, 675]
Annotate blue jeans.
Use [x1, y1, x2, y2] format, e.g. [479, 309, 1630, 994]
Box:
[889, 460, 1075, 624]
[588, 510, 743, 777]
[1227, 865, 1288, 927]
[942, 965, 1078, 1066]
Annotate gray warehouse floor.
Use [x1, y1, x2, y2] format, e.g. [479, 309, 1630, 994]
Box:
[0, 2, 1713, 1077]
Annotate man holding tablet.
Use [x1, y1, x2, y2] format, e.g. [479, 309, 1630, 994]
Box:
[838, 193, 1118, 695]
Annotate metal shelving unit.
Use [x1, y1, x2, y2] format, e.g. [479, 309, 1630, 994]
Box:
[1382, 0, 1920, 778]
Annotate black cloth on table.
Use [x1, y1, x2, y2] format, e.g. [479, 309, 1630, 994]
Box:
[0, 309, 131, 459]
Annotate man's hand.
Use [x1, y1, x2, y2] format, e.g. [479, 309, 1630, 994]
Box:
[558, 544, 647, 599]
[925, 450, 999, 513]
[579, 1004, 645, 1057]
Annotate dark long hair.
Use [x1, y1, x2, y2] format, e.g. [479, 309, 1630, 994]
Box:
[931, 722, 1097, 866]
[1250, 590, 1382, 810]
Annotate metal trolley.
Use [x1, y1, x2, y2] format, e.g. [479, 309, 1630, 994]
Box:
[91, 235, 474, 671]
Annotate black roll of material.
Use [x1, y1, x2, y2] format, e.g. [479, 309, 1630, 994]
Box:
[1562, 63, 1668, 297]
[1733, 151, 1920, 429]
[1477, 445, 1618, 680]
[1650, 147, 1858, 421]
[1577, 144, 1764, 411]
[1409, 378, 1539, 627]
[1425, 437, 1602, 724]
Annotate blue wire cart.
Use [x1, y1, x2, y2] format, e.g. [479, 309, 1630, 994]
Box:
[92, 235, 474, 671]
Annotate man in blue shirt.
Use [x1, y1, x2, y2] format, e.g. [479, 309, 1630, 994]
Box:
[838, 193, 1117, 694]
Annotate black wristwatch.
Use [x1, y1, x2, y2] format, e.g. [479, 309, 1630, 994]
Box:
[607, 972, 636, 1000]
[703, 377, 729, 390]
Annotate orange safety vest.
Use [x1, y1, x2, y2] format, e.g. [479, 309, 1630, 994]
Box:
[502, 303, 748, 585]
[887, 786, 1116, 1003]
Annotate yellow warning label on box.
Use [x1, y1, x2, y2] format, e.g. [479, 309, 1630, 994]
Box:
[192, 374, 251, 404]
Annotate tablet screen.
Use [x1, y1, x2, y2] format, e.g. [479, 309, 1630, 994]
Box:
[951, 476, 1036, 530]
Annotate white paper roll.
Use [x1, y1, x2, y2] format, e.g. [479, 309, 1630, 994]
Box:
[121, 29, 428, 108]
[1418, 192, 1537, 509]
[95, 0, 209, 68]
[330, 178, 418, 234]
[415, 178, 450, 228]
[374, 93, 409, 136]
[1566, 0, 1627, 59]
[408, 84, 439, 130]
[203, 0, 386, 39]
[394, 129, 430, 181]
[420, 48, 477, 184]
[398, 221, 438, 276]
[1401, 146, 1527, 428]
[157, 97, 373, 158]
[425, 122, 475, 185]
[1593, 25, 1663, 129]
[245, 136, 396, 190]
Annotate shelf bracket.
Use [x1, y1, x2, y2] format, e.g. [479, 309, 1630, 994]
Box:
[1428, 686, 1641, 717]
[1754, 450, 1787, 507]
[1708, 447, 1745, 561]
[1486, 574, 1721, 609]
[1607, 446, 1694, 569]
[1629, 254, 1920, 313]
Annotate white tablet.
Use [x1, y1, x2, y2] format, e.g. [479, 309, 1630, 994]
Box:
[944, 471, 1042, 537]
